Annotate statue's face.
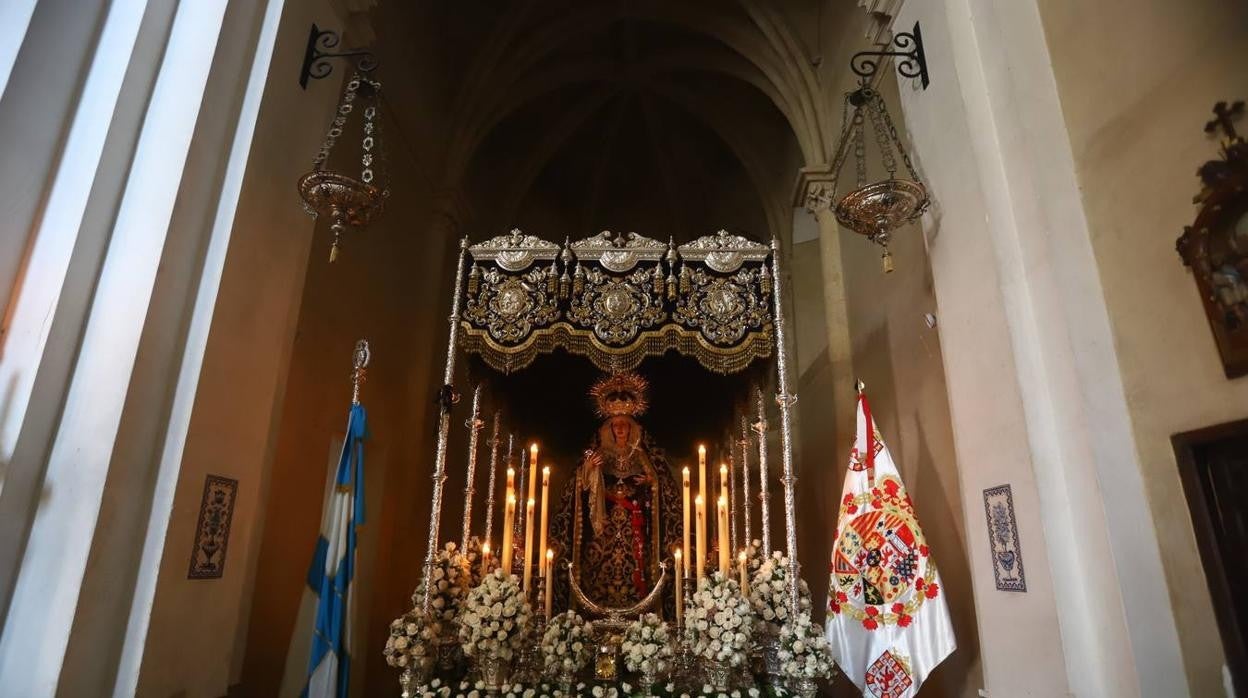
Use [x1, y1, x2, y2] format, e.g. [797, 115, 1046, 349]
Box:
[610, 417, 630, 444]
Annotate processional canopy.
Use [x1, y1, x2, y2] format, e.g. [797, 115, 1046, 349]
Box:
[460, 229, 775, 375]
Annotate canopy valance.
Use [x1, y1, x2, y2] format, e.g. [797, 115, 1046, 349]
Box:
[458, 229, 776, 374]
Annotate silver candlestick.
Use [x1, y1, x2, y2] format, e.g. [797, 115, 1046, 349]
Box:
[740, 413, 752, 547]
[483, 412, 502, 547]
[462, 384, 484, 552]
[754, 387, 771, 555]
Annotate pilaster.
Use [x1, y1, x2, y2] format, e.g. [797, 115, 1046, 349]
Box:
[793, 165, 857, 459]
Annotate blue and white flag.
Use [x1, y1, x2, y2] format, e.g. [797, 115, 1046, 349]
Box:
[303, 402, 367, 698]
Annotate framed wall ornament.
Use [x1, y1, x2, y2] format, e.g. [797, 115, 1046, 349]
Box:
[187, 474, 239, 579]
[1176, 100, 1248, 378]
[982, 484, 1026, 592]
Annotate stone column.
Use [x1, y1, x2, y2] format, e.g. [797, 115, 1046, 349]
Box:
[883, 1, 1189, 696]
[792, 166, 858, 459]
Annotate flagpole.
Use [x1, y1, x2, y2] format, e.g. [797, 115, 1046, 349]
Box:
[461, 384, 484, 552]
[304, 340, 369, 698]
[422, 237, 468, 613]
[770, 237, 801, 616]
[483, 411, 501, 547]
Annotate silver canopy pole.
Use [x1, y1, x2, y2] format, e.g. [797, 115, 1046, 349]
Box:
[422, 237, 468, 613]
[770, 237, 801, 616]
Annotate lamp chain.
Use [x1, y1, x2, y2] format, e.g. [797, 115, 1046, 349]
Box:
[867, 93, 898, 178]
[873, 90, 922, 181]
[313, 74, 362, 169]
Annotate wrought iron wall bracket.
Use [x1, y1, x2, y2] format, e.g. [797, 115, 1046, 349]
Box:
[299, 23, 378, 89]
[851, 21, 930, 89]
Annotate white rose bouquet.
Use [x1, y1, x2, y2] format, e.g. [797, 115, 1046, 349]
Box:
[382, 609, 434, 669]
[621, 612, 673, 676]
[687, 571, 753, 667]
[457, 568, 532, 661]
[540, 610, 593, 676]
[749, 551, 812, 638]
[411, 541, 472, 632]
[777, 610, 833, 680]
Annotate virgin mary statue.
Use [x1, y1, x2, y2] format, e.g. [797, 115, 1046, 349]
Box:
[549, 372, 682, 614]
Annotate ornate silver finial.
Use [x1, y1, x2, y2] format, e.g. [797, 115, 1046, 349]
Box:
[351, 339, 371, 405]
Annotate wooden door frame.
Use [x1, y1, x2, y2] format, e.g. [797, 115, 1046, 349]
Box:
[1172, 418, 1248, 692]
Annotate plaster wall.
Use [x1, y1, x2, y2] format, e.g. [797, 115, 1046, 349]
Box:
[883, 0, 1212, 694]
[236, 3, 458, 695]
[775, 5, 984, 696]
[128, 1, 346, 696]
[882, 1, 1085, 695]
[1036, 1, 1248, 693]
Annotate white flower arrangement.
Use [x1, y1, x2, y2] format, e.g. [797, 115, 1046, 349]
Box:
[686, 571, 753, 667]
[621, 612, 674, 676]
[412, 541, 473, 632]
[458, 568, 532, 661]
[748, 551, 812, 638]
[540, 610, 593, 675]
[776, 611, 833, 680]
[383, 609, 435, 669]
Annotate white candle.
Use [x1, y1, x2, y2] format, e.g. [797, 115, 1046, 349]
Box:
[538, 466, 551, 580]
[697, 444, 707, 517]
[481, 542, 492, 577]
[718, 496, 730, 574]
[682, 467, 691, 575]
[545, 548, 554, 619]
[522, 497, 536, 593]
[674, 547, 684, 628]
[528, 443, 539, 505]
[738, 550, 749, 595]
[501, 493, 516, 576]
[695, 494, 706, 583]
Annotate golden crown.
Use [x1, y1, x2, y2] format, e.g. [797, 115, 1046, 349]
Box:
[590, 371, 649, 418]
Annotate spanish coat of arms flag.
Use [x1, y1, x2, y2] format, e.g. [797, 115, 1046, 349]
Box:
[826, 387, 955, 697]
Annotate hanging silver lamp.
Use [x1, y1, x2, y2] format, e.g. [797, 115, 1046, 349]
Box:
[828, 86, 929, 273]
[298, 72, 389, 262]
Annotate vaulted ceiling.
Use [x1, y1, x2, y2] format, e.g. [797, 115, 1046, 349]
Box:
[393, 0, 838, 243]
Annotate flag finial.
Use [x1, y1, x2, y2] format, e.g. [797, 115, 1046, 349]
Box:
[856, 378, 866, 394]
[351, 339, 371, 405]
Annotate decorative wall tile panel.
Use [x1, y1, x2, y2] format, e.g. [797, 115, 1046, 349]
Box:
[983, 484, 1026, 592]
[187, 474, 239, 579]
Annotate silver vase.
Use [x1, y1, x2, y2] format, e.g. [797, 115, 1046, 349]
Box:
[478, 654, 510, 693]
[399, 666, 415, 698]
[556, 665, 575, 695]
[706, 659, 731, 692]
[788, 675, 819, 697]
[638, 664, 659, 697]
